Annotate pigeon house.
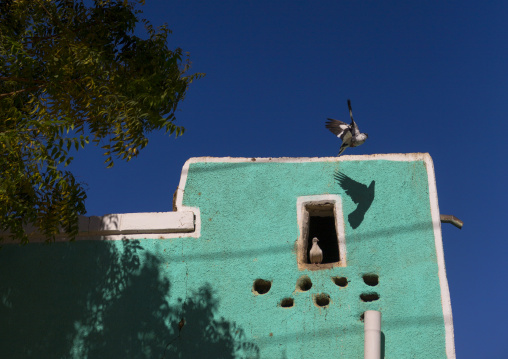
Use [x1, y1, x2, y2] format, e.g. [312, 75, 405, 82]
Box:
[0, 153, 456, 358]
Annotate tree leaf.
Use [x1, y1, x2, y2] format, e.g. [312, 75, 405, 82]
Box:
[0, 0, 203, 243]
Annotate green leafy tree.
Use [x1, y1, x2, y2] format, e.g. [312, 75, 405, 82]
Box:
[0, 0, 203, 242]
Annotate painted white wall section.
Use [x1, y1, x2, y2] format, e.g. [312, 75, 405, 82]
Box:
[1, 211, 196, 242]
[89, 211, 195, 234]
[424, 156, 456, 358]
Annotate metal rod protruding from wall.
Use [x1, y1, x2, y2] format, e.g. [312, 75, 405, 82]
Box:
[364, 310, 382, 359]
[440, 214, 463, 229]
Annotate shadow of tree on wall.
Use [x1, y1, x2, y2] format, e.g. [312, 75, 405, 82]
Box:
[162, 285, 260, 359]
[0, 240, 258, 359]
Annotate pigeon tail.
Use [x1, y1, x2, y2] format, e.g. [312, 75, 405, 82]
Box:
[338, 142, 349, 156]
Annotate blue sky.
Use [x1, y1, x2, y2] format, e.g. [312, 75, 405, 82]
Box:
[69, 1, 508, 357]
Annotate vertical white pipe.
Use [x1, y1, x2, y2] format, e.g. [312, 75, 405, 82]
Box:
[364, 310, 382, 359]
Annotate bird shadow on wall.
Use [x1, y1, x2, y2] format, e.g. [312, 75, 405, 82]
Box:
[334, 171, 375, 229]
[0, 240, 258, 359]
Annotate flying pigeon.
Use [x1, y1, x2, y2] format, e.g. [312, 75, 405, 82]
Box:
[309, 237, 323, 264]
[326, 99, 368, 156]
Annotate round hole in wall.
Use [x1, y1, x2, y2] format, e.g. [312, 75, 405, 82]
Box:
[331, 276, 348, 287]
[360, 292, 380, 302]
[296, 275, 312, 292]
[313, 293, 331, 307]
[253, 279, 272, 295]
[279, 297, 294, 308]
[362, 274, 379, 286]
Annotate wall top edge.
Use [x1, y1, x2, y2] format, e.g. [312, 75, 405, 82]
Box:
[183, 152, 431, 165]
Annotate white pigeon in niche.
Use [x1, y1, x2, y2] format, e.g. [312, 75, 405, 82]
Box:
[309, 237, 323, 264]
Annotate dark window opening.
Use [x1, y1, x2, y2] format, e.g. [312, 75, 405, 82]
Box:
[306, 205, 340, 264]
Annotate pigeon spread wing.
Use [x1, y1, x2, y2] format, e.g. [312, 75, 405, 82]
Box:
[334, 172, 368, 204]
[325, 119, 351, 140]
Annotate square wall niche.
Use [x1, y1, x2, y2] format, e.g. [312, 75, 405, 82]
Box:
[296, 195, 346, 270]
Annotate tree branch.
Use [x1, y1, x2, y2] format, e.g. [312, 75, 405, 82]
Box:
[0, 76, 46, 84]
[0, 85, 46, 98]
[0, 78, 85, 98]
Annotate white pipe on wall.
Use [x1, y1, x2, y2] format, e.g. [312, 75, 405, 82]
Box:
[364, 310, 382, 359]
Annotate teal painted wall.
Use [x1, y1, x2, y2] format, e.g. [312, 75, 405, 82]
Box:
[0, 157, 450, 358]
